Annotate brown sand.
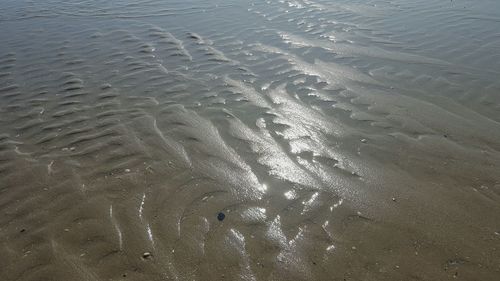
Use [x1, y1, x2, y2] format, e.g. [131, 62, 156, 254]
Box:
[0, 0, 499, 280]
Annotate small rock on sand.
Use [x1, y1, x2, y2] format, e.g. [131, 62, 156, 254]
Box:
[217, 212, 225, 221]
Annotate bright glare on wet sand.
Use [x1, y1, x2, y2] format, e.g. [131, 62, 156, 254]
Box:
[0, 0, 499, 280]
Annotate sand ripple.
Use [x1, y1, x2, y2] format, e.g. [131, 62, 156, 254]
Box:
[1, 0, 500, 280]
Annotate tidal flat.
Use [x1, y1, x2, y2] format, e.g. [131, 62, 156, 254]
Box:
[0, 0, 499, 280]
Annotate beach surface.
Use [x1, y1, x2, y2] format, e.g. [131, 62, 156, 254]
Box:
[0, 0, 499, 280]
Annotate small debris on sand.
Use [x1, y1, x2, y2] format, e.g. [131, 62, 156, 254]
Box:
[217, 212, 226, 221]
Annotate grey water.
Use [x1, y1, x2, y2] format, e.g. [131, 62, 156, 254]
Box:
[1, 0, 500, 280]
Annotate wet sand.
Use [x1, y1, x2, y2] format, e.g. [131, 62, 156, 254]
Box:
[0, 0, 499, 280]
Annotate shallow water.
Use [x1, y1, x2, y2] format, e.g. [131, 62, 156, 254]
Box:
[1, 0, 500, 280]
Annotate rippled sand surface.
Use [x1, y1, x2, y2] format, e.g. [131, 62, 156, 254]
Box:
[1, 0, 500, 280]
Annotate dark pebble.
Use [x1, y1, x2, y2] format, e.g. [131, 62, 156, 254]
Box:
[20, 229, 26, 233]
[217, 212, 225, 221]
